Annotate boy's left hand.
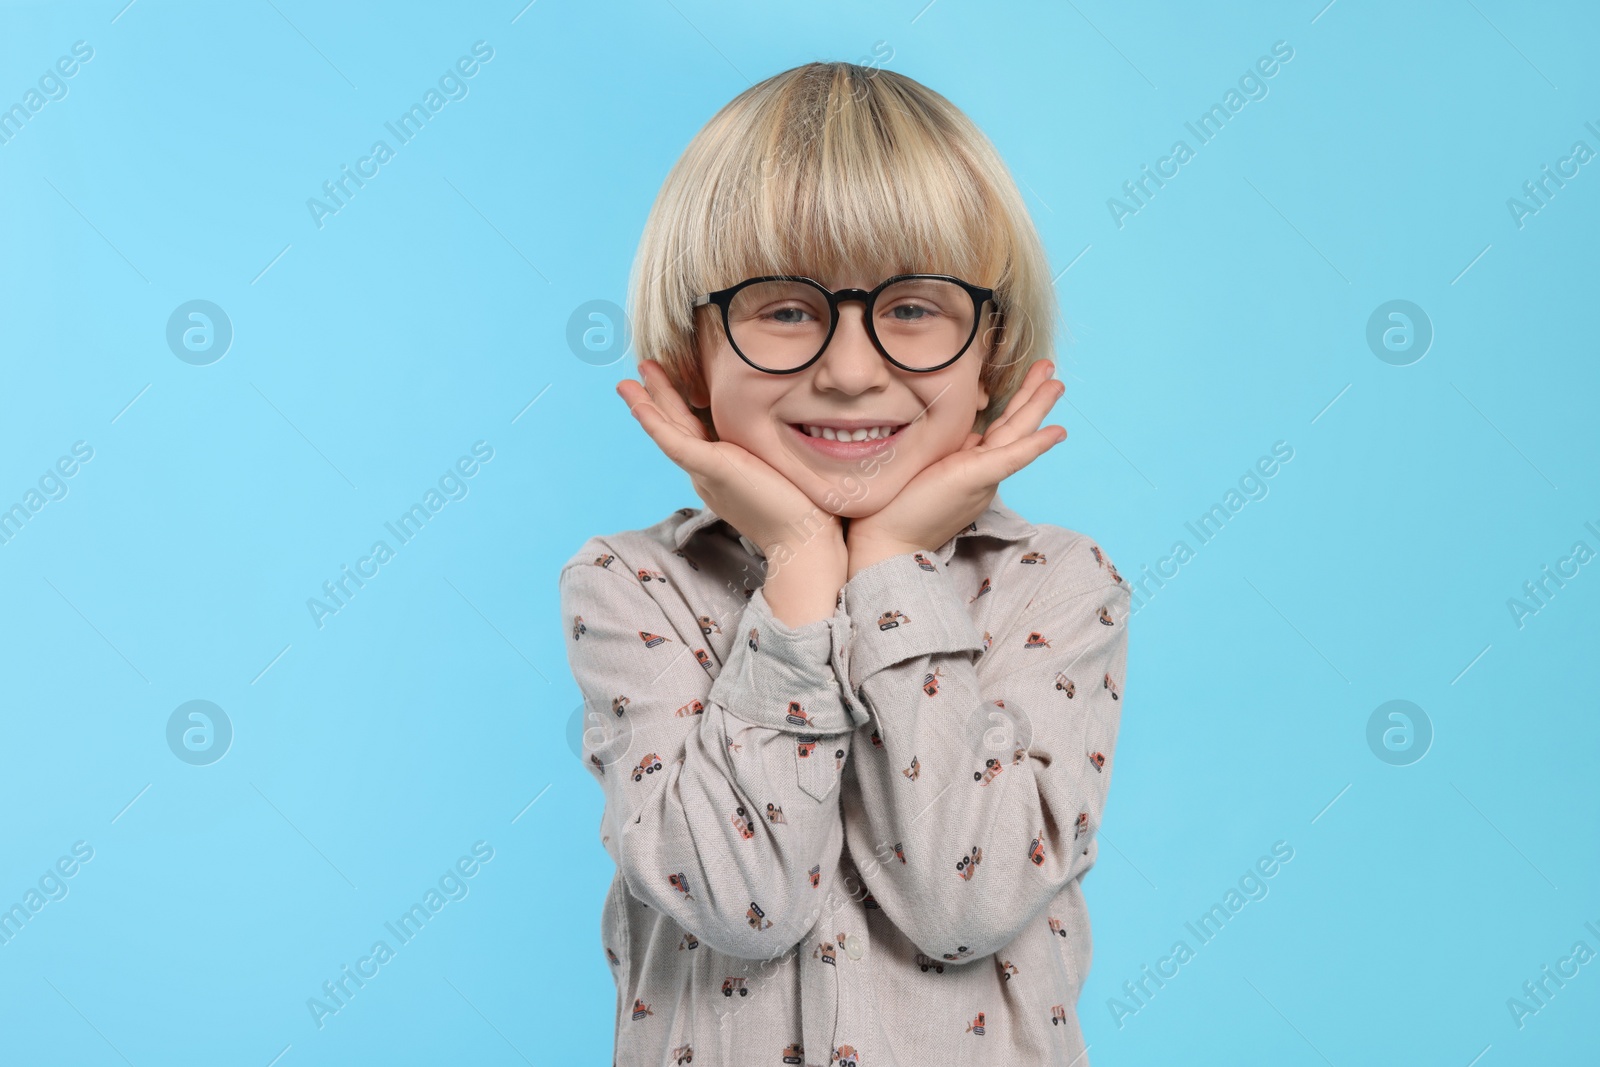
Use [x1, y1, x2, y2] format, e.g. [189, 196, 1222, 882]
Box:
[846, 359, 1068, 580]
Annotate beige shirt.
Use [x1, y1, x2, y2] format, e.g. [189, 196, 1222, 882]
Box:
[559, 494, 1130, 1067]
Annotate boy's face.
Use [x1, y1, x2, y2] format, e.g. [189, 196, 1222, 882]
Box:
[687, 273, 991, 519]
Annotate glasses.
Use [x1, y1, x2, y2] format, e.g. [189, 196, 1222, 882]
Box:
[691, 273, 999, 375]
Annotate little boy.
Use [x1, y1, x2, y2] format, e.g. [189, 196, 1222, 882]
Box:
[561, 60, 1128, 1067]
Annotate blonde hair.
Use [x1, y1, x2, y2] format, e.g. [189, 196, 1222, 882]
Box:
[626, 61, 1059, 436]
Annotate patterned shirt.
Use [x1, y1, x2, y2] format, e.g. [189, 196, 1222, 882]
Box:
[558, 494, 1130, 1067]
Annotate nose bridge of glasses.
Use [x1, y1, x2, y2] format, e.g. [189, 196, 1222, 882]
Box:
[831, 287, 875, 307]
[824, 292, 881, 358]
[826, 287, 874, 335]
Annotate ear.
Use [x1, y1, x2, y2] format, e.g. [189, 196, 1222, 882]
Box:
[686, 312, 713, 409]
[974, 308, 1002, 413]
[686, 364, 710, 409]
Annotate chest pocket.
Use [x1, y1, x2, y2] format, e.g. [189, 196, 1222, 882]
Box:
[795, 735, 844, 802]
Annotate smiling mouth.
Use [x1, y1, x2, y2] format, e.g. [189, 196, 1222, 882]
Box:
[789, 423, 909, 442]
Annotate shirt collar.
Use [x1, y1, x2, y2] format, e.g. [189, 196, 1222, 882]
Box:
[671, 493, 1038, 561]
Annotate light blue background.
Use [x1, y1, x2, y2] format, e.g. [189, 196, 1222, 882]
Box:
[2, 1, 1596, 1064]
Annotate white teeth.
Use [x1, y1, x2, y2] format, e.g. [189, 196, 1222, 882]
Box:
[802, 424, 900, 441]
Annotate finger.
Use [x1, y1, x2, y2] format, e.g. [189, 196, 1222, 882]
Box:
[984, 375, 1064, 450]
[639, 359, 709, 441]
[939, 421, 1057, 486]
[617, 378, 674, 431]
[616, 377, 651, 412]
[984, 360, 1056, 440]
[623, 388, 718, 475]
[979, 425, 1067, 482]
[621, 374, 704, 457]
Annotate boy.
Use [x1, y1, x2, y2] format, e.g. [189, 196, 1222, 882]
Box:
[561, 60, 1128, 1066]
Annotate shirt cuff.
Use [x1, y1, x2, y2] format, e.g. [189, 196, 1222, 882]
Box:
[706, 583, 865, 734]
[840, 551, 986, 693]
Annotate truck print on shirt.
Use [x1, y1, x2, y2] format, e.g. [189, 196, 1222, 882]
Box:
[956, 845, 983, 880]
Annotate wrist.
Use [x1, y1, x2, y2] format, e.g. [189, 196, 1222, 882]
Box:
[751, 508, 844, 563]
[846, 536, 923, 582]
[762, 538, 847, 628]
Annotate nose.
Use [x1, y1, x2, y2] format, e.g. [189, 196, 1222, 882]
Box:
[809, 300, 891, 394]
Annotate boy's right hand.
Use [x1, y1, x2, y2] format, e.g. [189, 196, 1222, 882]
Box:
[617, 360, 843, 562]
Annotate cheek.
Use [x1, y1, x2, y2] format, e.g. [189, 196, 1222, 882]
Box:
[715, 398, 770, 433]
[706, 375, 776, 443]
[929, 413, 971, 452]
[708, 393, 804, 481]
[917, 391, 979, 453]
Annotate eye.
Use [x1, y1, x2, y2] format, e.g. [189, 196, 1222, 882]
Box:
[884, 301, 937, 322]
[766, 304, 817, 325]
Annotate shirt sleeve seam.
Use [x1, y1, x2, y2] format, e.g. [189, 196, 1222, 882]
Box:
[1026, 544, 1132, 618]
[1033, 574, 1130, 615]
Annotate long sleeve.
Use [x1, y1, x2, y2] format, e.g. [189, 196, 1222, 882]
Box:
[836, 536, 1129, 963]
[560, 540, 864, 959]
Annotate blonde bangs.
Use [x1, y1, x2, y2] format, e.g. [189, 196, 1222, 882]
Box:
[630, 62, 1057, 432]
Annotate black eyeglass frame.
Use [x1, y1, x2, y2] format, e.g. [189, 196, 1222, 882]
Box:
[691, 273, 1000, 375]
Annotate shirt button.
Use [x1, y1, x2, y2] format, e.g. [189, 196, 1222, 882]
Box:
[844, 934, 864, 960]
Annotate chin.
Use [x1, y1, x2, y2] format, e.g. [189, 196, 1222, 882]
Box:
[772, 454, 921, 519]
[819, 496, 885, 520]
[799, 476, 907, 519]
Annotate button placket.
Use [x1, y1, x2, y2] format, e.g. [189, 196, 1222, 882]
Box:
[830, 611, 870, 729]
